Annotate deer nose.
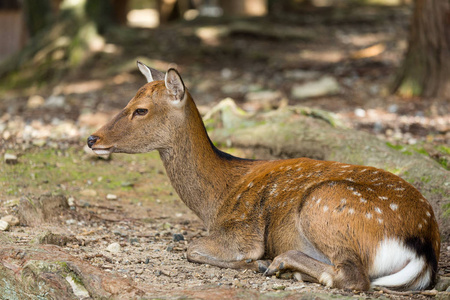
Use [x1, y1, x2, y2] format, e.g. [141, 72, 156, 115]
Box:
[87, 135, 99, 148]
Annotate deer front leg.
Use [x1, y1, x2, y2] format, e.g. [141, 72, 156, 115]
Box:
[186, 234, 270, 273]
[265, 250, 370, 290]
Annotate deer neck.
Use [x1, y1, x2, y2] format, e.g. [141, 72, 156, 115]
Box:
[158, 100, 250, 229]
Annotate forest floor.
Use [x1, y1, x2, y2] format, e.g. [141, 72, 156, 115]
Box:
[0, 5, 449, 299]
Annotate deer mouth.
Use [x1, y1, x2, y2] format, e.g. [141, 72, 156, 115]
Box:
[92, 147, 114, 156]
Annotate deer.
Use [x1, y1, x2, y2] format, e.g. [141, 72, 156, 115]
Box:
[87, 61, 440, 291]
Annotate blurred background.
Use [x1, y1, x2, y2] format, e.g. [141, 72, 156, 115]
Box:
[0, 0, 449, 165]
[0, 2, 449, 295]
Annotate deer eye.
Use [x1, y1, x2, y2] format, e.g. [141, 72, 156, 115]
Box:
[133, 108, 148, 117]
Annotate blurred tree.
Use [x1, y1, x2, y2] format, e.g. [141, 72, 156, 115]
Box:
[0, 0, 128, 89]
[393, 0, 450, 98]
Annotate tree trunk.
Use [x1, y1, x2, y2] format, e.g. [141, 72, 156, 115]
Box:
[393, 0, 450, 98]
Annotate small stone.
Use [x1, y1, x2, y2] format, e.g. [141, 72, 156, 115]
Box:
[67, 197, 75, 206]
[291, 76, 340, 99]
[435, 276, 450, 291]
[106, 242, 121, 253]
[45, 95, 65, 108]
[27, 95, 45, 109]
[293, 272, 303, 281]
[1, 215, 19, 226]
[38, 231, 70, 246]
[144, 258, 150, 264]
[0, 220, 10, 231]
[172, 233, 184, 242]
[4, 153, 18, 164]
[166, 245, 174, 252]
[272, 284, 286, 290]
[106, 194, 118, 200]
[135, 268, 144, 274]
[129, 237, 139, 244]
[32, 139, 47, 147]
[80, 189, 97, 197]
[66, 219, 76, 225]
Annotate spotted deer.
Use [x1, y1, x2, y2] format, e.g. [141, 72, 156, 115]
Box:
[87, 61, 440, 291]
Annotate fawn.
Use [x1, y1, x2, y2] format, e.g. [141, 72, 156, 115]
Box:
[88, 61, 440, 291]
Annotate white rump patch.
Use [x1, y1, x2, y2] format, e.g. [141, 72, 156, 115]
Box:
[370, 238, 431, 290]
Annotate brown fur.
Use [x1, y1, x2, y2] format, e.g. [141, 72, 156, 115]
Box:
[89, 67, 440, 291]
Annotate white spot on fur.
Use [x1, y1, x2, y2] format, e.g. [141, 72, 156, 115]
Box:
[372, 171, 379, 174]
[347, 186, 355, 191]
[236, 194, 241, 200]
[319, 272, 333, 287]
[374, 207, 382, 214]
[378, 196, 388, 201]
[377, 218, 383, 224]
[394, 187, 405, 191]
[360, 198, 367, 203]
[426, 211, 431, 217]
[418, 223, 423, 229]
[340, 198, 347, 204]
[370, 238, 431, 290]
[390, 203, 398, 211]
[270, 184, 278, 195]
[316, 198, 322, 204]
[341, 165, 351, 168]
[248, 182, 254, 188]
[323, 205, 329, 212]
[353, 191, 362, 197]
[366, 213, 372, 219]
[348, 208, 355, 215]
[361, 169, 367, 172]
[367, 187, 374, 192]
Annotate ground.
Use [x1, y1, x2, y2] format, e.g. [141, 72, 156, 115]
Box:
[0, 4, 449, 299]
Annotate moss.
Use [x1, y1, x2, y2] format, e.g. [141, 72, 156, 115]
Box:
[0, 147, 173, 204]
[443, 203, 450, 218]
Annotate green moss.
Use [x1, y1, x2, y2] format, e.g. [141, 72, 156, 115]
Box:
[443, 203, 450, 218]
[0, 147, 172, 203]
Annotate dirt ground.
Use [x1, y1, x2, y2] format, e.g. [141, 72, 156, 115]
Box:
[1, 4, 449, 299]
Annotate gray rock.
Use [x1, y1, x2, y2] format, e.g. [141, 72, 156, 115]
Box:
[284, 70, 320, 80]
[45, 95, 66, 108]
[4, 153, 18, 164]
[1, 215, 19, 226]
[0, 220, 10, 231]
[435, 276, 450, 291]
[173, 233, 184, 242]
[291, 76, 340, 99]
[106, 242, 121, 253]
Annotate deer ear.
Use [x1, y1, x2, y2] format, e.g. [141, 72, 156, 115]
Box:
[137, 61, 165, 82]
[165, 68, 185, 103]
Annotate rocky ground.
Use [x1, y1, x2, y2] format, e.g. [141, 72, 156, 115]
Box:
[1, 5, 449, 299]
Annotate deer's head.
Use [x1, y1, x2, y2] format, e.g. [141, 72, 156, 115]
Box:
[87, 62, 188, 155]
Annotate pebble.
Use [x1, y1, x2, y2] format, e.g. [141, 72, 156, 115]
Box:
[80, 189, 97, 197]
[106, 242, 121, 253]
[106, 194, 118, 200]
[173, 233, 184, 242]
[272, 284, 286, 290]
[27, 95, 45, 109]
[0, 220, 10, 231]
[4, 153, 18, 164]
[66, 219, 76, 225]
[67, 197, 75, 206]
[1, 215, 19, 226]
[291, 76, 340, 99]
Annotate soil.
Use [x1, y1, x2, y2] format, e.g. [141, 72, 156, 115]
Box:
[1, 4, 449, 299]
